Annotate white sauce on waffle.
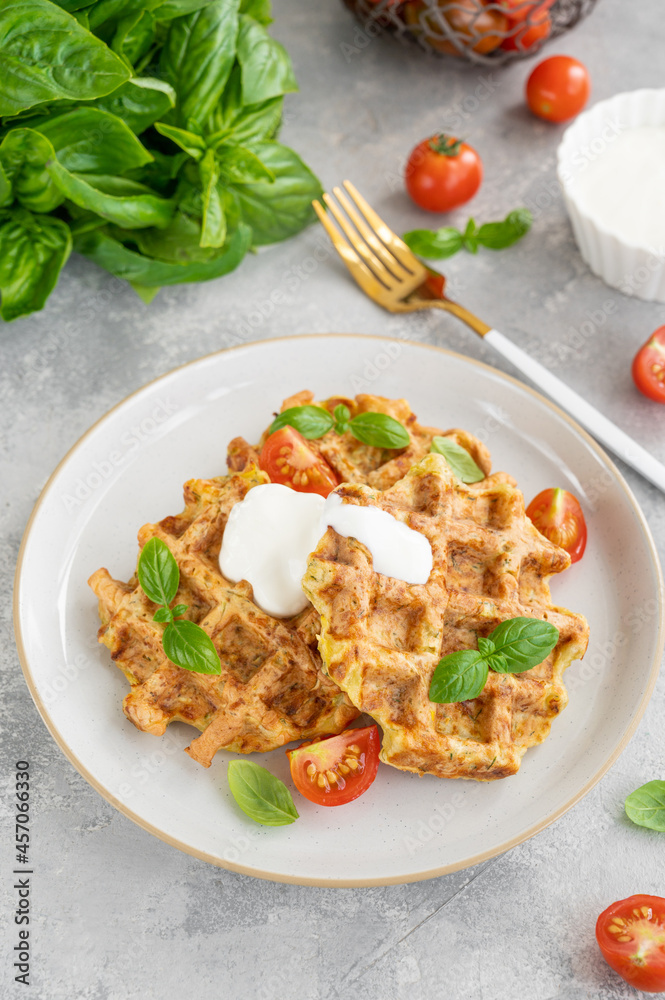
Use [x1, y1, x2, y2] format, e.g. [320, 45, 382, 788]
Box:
[220, 484, 433, 618]
[323, 492, 432, 585]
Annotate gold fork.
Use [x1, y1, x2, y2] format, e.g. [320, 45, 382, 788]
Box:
[313, 181, 665, 494]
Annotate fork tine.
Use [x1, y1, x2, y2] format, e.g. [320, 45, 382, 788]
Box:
[342, 180, 422, 272]
[312, 200, 392, 302]
[323, 192, 401, 288]
[331, 186, 412, 282]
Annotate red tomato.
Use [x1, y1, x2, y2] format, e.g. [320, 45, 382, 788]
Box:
[403, 0, 507, 55]
[526, 55, 590, 122]
[495, 0, 554, 22]
[632, 326, 665, 403]
[596, 895, 665, 993]
[526, 488, 587, 563]
[259, 427, 338, 498]
[405, 134, 482, 213]
[286, 725, 381, 806]
[501, 12, 551, 50]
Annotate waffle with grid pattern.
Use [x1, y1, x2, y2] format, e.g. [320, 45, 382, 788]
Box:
[303, 452, 589, 781]
[227, 389, 492, 490]
[89, 465, 359, 767]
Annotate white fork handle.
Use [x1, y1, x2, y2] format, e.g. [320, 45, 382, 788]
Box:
[485, 329, 665, 494]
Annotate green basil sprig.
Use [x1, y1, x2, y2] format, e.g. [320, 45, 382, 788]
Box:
[138, 536, 221, 675]
[227, 760, 299, 826]
[625, 780, 665, 832]
[403, 208, 532, 261]
[430, 436, 484, 484]
[269, 404, 410, 450]
[429, 616, 559, 704]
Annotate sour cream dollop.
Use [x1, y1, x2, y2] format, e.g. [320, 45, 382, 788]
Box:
[219, 484, 433, 618]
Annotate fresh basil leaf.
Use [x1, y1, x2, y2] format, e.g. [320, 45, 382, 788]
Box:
[111, 9, 155, 66]
[211, 67, 283, 146]
[477, 636, 495, 658]
[155, 121, 206, 160]
[163, 618, 221, 674]
[0, 162, 12, 208]
[349, 412, 410, 449]
[231, 140, 321, 245]
[131, 210, 220, 263]
[93, 77, 176, 135]
[217, 145, 275, 185]
[0, 208, 71, 321]
[153, 0, 212, 19]
[51, 0, 99, 11]
[0, 129, 63, 213]
[130, 281, 161, 303]
[74, 221, 251, 285]
[34, 108, 153, 173]
[239, 0, 272, 25]
[625, 780, 665, 833]
[138, 536, 180, 606]
[268, 405, 334, 439]
[86, 0, 162, 30]
[333, 403, 350, 434]
[487, 617, 559, 673]
[429, 651, 489, 704]
[462, 217, 479, 254]
[402, 227, 463, 260]
[199, 148, 226, 248]
[477, 208, 532, 251]
[430, 436, 484, 484]
[159, 0, 240, 127]
[0, 0, 130, 117]
[152, 606, 173, 623]
[51, 164, 174, 228]
[171, 603, 189, 618]
[227, 760, 299, 826]
[236, 14, 297, 105]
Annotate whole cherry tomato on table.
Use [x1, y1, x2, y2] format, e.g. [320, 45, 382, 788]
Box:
[405, 134, 483, 213]
[403, 0, 507, 55]
[596, 895, 665, 993]
[259, 427, 338, 498]
[526, 55, 590, 122]
[633, 326, 665, 403]
[287, 725, 381, 806]
[526, 488, 587, 563]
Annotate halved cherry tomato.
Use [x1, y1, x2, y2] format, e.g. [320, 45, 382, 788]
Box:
[259, 427, 338, 498]
[501, 12, 551, 51]
[526, 488, 587, 563]
[633, 326, 665, 404]
[526, 55, 590, 122]
[405, 134, 482, 213]
[403, 0, 507, 55]
[287, 725, 381, 806]
[596, 895, 665, 993]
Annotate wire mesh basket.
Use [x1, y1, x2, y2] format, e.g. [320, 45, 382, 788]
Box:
[342, 0, 600, 64]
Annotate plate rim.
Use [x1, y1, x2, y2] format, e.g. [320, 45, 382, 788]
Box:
[12, 333, 665, 887]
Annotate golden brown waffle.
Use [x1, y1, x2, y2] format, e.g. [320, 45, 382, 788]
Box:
[89, 466, 358, 767]
[227, 390, 492, 489]
[303, 453, 590, 781]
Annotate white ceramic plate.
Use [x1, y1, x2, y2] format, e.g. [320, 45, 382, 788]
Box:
[14, 335, 665, 886]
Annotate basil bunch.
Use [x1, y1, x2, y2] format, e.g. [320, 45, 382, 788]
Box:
[429, 617, 559, 703]
[0, 0, 321, 320]
[138, 536, 221, 674]
[269, 404, 410, 450]
[403, 208, 532, 261]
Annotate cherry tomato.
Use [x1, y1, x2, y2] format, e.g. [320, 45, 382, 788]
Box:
[596, 895, 665, 993]
[259, 427, 338, 498]
[495, 0, 554, 22]
[526, 488, 587, 563]
[501, 12, 551, 50]
[632, 326, 665, 404]
[403, 0, 507, 55]
[286, 725, 381, 806]
[405, 134, 482, 213]
[526, 55, 590, 122]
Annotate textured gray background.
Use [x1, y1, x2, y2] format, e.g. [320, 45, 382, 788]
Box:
[2, 0, 665, 997]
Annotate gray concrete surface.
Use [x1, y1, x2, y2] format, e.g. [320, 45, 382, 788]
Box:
[2, 0, 665, 997]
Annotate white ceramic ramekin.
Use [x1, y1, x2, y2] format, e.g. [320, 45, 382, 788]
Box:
[557, 88, 665, 302]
